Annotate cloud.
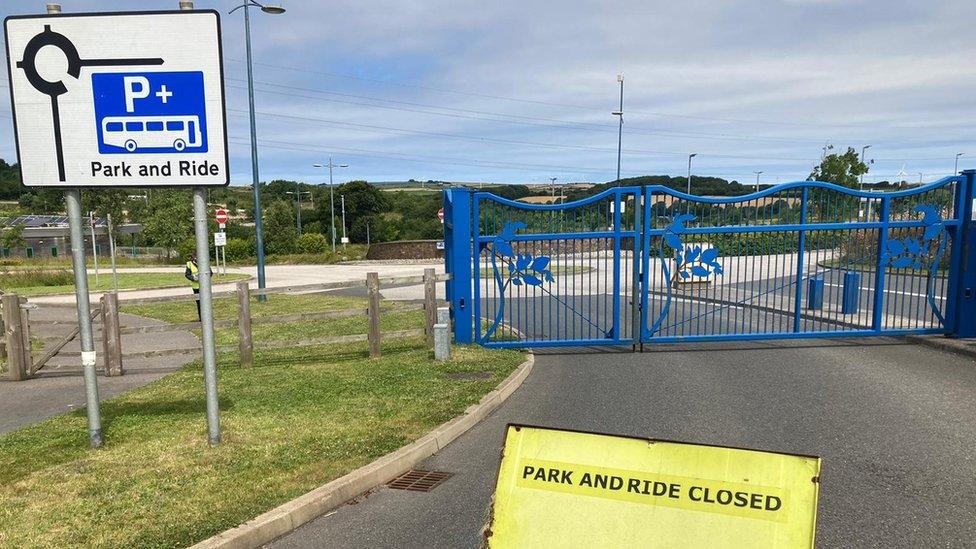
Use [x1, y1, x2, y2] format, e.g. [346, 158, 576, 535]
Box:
[1, 0, 974, 184]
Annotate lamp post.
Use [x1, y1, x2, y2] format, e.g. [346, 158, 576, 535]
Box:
[754, 171, 763, 192]
[285, 190, 311, 234]
[687, 153, 697, 195]
[312, 157, 349, 252]
[612, 73, 624, 182]
[341, 194, 347, 247]
[229, 0, 284, 296]
[956, 153, 965, 174]
[859, 145, 871, 190]
[549, 177, 557, 200]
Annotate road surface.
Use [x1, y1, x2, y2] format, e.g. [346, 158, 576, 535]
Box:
[271, 338, 976, 548]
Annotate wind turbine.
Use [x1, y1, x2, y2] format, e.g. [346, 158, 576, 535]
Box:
[896, 164, 909, 187]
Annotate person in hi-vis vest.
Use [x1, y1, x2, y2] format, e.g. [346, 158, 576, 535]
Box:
[185, 253, 210, 321]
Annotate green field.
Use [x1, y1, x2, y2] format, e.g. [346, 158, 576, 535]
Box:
[0, 272, 249, 297]
[0, 297, 524, 548]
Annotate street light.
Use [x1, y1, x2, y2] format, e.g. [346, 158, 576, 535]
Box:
[687, 153, 697, 195]
[284, 190, 311, 234]
[956, 153, 965, 174]
[549, 177, 557, 200]
[312, 157, 349, 252]
[859, 145, 871, 190]
[612, 73, 624, 182]
[754, 171, 763, 192]
[228, 0, 285, 295]
[341, 194, 347, 247]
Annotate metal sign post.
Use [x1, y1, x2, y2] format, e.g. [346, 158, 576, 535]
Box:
[5, 4, 229, 446]
[67, 189, 103, 447]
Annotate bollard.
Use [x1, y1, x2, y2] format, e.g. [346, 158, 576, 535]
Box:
[436, 306, 450, 328]
[806, 276, 824, 310]
[433, 323, 450, 362]
[842, 271, 861, 314]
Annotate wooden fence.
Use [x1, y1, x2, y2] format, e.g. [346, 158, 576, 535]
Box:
[2, 269, 449, 381]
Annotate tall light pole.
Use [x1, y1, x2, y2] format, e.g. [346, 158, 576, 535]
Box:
[285, 190, 311, 234]
[859, 145, 871, 190]
[919, 172, 924, 186]
[956, 153, 965, 174]
[754, 171, 763, 192]
[313, 158, 349, 252]
[612, 73, 624, 182]
[687, 153, 697, 195]
[550, 177, 557, 200]
[229, 0, 284, 296]
[341, 194, 347, 247]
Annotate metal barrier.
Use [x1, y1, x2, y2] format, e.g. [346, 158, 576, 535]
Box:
[446, 171, 976, 348]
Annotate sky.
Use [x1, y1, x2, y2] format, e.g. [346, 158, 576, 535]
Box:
[2, 0, 976, 187]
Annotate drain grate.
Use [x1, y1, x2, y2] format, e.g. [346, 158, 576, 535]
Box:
[387, 469, 453, 492]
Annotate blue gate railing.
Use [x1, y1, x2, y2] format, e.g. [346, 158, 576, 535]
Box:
[640, 177, 964, 344]
[445, 170, 976, 348]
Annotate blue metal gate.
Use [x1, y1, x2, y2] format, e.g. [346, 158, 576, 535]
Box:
[445, 170, 976, 348]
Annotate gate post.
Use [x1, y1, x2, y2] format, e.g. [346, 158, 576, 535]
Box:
[950, 169, 976, 337]
[444, 188, 474, 343]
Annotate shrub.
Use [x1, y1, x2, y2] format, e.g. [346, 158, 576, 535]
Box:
[295, 233, 328, 254]
[176, 237, 196, 261]
[0, 269, 73, 289]
[224, 237, 254, 262]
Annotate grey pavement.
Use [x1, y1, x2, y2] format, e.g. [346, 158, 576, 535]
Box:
[271, 338, 976, 548]
[0, 304, 199, 434]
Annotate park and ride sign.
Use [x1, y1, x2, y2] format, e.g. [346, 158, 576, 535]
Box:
[4, 10, 228, 187]
[487, 425, 821, 548]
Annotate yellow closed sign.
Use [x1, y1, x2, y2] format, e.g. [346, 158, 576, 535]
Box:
[486, 425, 821, 548]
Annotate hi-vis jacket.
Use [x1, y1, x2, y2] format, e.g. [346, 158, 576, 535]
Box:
[185, 260, 200, 290]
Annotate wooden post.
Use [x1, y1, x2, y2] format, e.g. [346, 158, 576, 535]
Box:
[367, 272, 381, 358]
[1, 294, 27, 381]
[19, 297, 31, 367]
[237, 281, 253, 367]
[101, 292, 123, 376]
[423, 268, 436, 348]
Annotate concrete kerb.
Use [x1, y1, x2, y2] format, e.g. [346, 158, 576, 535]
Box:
[190, 353, 535, 549]
[905, 335, 976, 360]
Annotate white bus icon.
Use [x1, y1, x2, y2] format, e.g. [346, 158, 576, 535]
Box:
[100, 115, 202, 152]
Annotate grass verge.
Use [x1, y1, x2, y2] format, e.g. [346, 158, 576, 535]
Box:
[0, 298, 523, 548]
[2, 272, 249, 297]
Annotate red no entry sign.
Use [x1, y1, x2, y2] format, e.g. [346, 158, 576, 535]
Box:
[215, 209, 228, 224]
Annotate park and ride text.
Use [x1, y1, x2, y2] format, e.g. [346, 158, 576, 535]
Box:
[90, 160, 221, 178]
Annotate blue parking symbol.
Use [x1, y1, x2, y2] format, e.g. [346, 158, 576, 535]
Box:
[92, 72, 208, 154]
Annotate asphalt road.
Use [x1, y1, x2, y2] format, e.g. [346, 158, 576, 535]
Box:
[270, 337, 976, 548]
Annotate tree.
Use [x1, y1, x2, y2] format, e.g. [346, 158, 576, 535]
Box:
[142, 190, 193, 259]
[315, 181, 389, 242]
[82, 188, 130, 223]
[263, 199, 298, 255]
[0, 223, 27, 251]
[0, 159, 22, 200]
[809, 147, 869, 188]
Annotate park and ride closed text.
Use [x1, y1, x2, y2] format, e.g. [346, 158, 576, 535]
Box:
[487, 425, 821, 548]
